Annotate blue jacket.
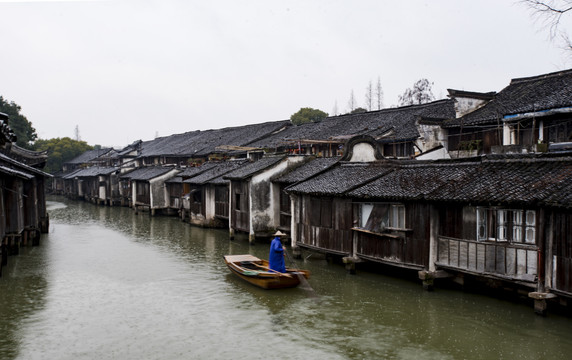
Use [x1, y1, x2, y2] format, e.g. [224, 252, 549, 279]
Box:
[268, 237, 286, 273]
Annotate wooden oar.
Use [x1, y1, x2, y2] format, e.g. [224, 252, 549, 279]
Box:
[247, 261, 293, 277]
[284, 249, 318, 297]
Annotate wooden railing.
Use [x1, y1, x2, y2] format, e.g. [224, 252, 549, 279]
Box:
[436, 236, 537, 282]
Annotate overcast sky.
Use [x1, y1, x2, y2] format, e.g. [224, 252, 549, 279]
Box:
[1, 0, 571, 148]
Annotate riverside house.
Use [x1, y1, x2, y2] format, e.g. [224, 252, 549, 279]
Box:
[444, 69, 572, 157]
[181, 159, 249, 227]
[119, 166, 180, 215]
[286, 135, 572, 315]
[247, 99, 458, 159]
[1, 112, 51, 276]
[273, 156, 340, 234]
[223, 155, 308, 243]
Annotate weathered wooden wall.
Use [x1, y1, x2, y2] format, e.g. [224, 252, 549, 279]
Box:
[279, 185, 290, 230]
[231, 180, 249, 233]
[552, 210, 572, 294]
[356, 202, 431, 268]
[214, 185, 229, 219]
[135, 181, 150, 205]
[168, 183, 182, 208]
[296, 196, 353, 255]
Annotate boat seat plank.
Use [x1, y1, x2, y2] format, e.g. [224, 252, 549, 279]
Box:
[224, 254, 261, 263]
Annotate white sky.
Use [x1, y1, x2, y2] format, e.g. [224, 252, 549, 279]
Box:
[1, 0, 571, 148]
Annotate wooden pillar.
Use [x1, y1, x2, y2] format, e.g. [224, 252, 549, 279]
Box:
[10, 235, 20, 256]
[40, 215, 50, 233]
[292, 246, 302, 259]
[290, 195, 300, 258]
[32, 229, 40, 246]
[542, 209, 553, 292]
[428, 205, 439, 272]
[1, 240, 6, 266]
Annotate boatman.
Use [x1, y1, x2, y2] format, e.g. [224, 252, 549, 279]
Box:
[269, 231, 287, 273]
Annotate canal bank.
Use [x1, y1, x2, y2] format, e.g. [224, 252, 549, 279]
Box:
[1, 197, 572, 360]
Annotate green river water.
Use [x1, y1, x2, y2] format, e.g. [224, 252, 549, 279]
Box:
[0, 197, 571, 359]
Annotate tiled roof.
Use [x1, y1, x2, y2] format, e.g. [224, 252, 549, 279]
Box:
[348, 161, 478, 200]
[165, 176, 183, 184]
[180, 162, 219, 176]
[165, 162, 225, 184]
[137, 121, 291, 158]
[65, 148, 114, 164]
[0, 152, 52, 178]
[286, 162, 394, 196]
[73, 166, 120, 177]
[274, 156, 340, 184]
[444, 69, 572, 127]
[61, 168, 83, 179]
[426, 155, 572, 208]
[120, 166, 179, 181]
[193, 121, 291, 156]
[184, 159, 249, 185]
[0, 165, 35, 179]
[248, 99, 455, 149]
[287, 152, 572, 209]
[223, 156, 287, 180]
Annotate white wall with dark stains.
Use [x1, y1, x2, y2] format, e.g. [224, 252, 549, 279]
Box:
[249, 156, 307, 237]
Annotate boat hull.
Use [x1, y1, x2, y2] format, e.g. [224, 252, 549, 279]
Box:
[224, 254, 310, 290]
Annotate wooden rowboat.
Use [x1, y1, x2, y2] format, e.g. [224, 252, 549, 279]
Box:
[223, 254, 310, 290]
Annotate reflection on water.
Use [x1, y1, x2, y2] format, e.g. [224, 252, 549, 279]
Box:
[0, 196, 571, 359]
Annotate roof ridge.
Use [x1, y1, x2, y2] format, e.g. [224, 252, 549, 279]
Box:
[328, 98, 454, 120]
[510, 68, 572, 85]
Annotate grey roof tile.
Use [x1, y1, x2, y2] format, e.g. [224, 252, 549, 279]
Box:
[274, 156, 340, 184]
[286, 152, 572, 209]
[223, 156, 287, 180]
[286, 162, 394, 196]
[184, 159, 249, 185]
[445, 69, 572, 127]
[65, 148, 114, 164]
[73, 166, 120, 177]
[137, 121, 291, 158]
[248, 100, 455, 149]
[120, 166, 178, 181]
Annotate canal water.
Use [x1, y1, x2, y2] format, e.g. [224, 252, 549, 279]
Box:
[1, 198, 572, 359]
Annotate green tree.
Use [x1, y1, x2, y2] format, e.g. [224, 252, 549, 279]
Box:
[0, 96, 37, 149]
[33, 137, 93, 174]
[350, 107, 368, 114]
[290, 107, 328, 125]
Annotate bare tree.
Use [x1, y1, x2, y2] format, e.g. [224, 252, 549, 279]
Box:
[522, 0, 572, 50]
[375, 76, 384, 110]
[74, 125, 81, 141]
[332, 100, 339, 116]
[364, 81, 373, 111]
[347, 89, 357, 112]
